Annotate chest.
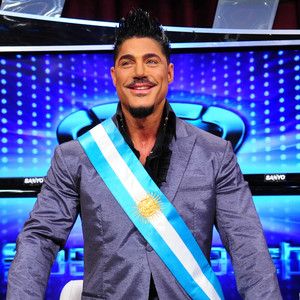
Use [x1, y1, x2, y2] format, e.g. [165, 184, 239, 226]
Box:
[77, 159, 216, 252]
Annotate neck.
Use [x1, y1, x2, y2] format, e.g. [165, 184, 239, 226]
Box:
[122, 102, 165, 164]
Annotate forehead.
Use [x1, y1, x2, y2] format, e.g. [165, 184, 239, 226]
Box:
[116, 37, 165, 60]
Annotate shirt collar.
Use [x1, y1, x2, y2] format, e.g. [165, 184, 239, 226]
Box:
[114, 100, 176, 149]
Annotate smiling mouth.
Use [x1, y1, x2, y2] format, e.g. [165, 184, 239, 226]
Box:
[127, 83, 156, 90]
[132, 85, 152, 90]
[126, 83, 156, 96]
[126, 78, 157, 90]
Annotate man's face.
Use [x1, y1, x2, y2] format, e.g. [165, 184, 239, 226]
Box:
[111, 37, 174, 118]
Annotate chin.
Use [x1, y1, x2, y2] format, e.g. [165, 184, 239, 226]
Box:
[128, 105, 154, 119]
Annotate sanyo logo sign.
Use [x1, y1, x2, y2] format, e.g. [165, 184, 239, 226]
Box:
[264, 174, 286, 182]
[24, 177, 44, 184]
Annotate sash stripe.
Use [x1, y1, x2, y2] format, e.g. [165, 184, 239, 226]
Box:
[78, 118, 224, 300]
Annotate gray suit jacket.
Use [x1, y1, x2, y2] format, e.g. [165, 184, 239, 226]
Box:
[7, 118, 281, 299]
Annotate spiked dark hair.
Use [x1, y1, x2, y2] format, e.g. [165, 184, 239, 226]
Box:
[113, 8, 170, 63]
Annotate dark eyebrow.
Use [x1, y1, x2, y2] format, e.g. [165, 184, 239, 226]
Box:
[118, 54, 135, 61]
[143, 53, 161, 60]
[118, 53, 161, 62]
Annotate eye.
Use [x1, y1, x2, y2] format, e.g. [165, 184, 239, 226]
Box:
[146, 58, 159, 65]
[119, 59, 133, 67]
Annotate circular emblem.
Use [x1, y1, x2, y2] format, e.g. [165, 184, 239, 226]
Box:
[137, 193, 161, 219]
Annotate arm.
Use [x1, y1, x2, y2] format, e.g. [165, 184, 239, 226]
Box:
[7, 144, 80, 299]
[215, 142, 282, 299]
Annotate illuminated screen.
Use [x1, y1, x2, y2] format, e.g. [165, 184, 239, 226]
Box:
[0, 48, 300, 177]
[0, 45, 300, 299]
[1, 195, 299, 299]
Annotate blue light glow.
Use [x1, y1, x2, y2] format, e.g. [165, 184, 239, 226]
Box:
[0, 49, 299, 177]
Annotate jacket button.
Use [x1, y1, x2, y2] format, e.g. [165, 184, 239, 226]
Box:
[146, 244, 153, 252]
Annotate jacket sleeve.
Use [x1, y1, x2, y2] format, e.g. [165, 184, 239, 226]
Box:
[6, 144, 80, 300]
[214, 141, 282, 300]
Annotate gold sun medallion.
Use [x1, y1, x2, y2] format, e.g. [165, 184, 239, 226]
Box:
[137, 193, 161, 219]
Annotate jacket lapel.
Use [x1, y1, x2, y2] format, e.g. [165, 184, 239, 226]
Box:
[161, 119, 196, 202]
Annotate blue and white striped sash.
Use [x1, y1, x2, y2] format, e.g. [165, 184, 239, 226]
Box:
[78, 118, 224, 300]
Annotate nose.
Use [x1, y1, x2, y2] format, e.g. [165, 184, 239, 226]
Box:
[134, 61, 145, 77]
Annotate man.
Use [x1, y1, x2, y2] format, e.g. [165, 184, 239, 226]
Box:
[7, 9, 281, 300]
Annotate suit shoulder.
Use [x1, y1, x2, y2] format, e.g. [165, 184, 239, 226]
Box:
[53, 139, 87, 166]
[56, 139, 84, 154]
[176, 118, 228, 150]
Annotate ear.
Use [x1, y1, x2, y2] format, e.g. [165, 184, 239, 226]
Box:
[167, 63, 174, 84]
[110, 66, 117, 87]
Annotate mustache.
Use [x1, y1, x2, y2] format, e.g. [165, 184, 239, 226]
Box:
[125, 77, 156, 88]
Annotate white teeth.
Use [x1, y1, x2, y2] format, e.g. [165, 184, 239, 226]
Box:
[134, 86, 150, 90]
